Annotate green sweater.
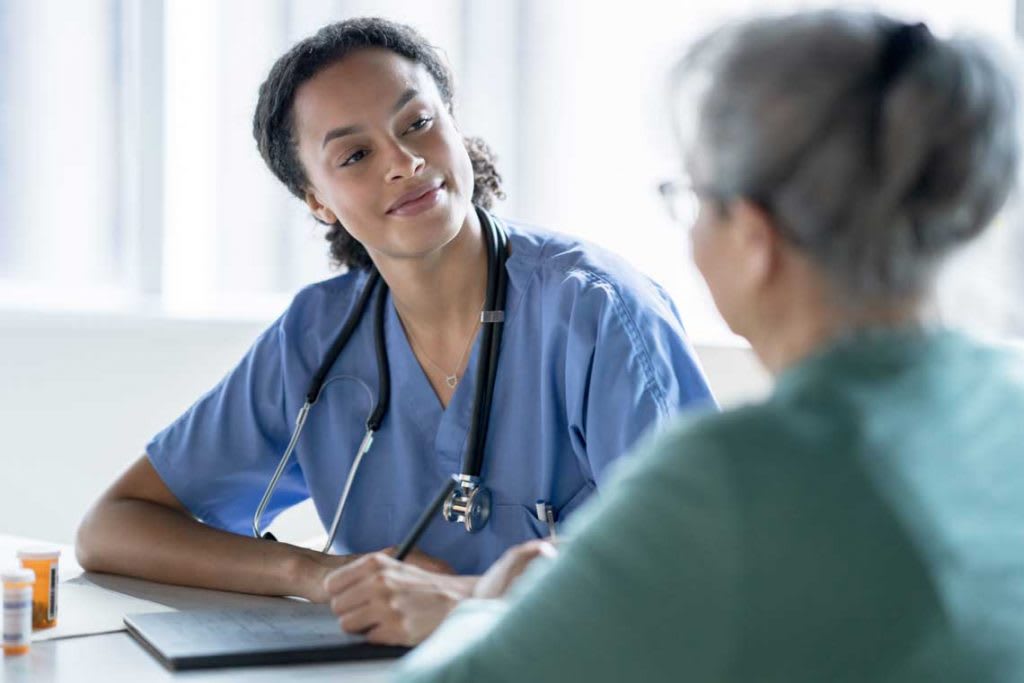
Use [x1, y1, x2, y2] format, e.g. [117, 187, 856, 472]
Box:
[397, 329, 1024, 682]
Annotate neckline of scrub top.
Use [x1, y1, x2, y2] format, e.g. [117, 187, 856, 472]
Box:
[379, 223, 539, 472]
[383, 221, 541, 412]
[384, 296, 476, 473]
[385, 294, 476, 415]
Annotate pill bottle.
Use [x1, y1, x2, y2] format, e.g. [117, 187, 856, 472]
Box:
[3, 567, 35, 656]
[17, 547, 61, 630]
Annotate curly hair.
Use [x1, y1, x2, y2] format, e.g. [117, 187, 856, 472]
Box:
[252, 17, 505, 270]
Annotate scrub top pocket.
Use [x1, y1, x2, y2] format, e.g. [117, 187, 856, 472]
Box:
[489, 504, 551, 544]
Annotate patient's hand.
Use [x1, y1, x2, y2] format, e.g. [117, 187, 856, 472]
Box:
[473, 539, 558, 600]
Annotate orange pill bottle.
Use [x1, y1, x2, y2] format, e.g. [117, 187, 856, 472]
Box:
[3, 567, 35, 655]
[17, 547, 61, 630]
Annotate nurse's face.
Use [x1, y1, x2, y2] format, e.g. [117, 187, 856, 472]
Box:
[292, 48, 475, 264]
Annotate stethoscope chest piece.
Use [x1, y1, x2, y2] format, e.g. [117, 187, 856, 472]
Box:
[253, 207, 508, 544]
[443, 475, 492, 533]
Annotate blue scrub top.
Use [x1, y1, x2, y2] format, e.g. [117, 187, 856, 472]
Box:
[146, 222, 715, 575]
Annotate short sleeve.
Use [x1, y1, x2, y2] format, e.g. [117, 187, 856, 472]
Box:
[145, 312, 307, 535]
[565, 273, 715, 486]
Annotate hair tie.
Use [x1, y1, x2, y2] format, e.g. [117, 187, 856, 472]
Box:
[877, 22, 932, 88]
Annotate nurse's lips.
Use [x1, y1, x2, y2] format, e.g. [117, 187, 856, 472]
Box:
[386, 180, 445, 216]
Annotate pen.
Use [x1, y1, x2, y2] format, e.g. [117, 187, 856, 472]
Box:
[394, 477, 457, 561]
[535, 501, 558, 540]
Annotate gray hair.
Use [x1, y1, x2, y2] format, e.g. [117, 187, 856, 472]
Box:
[672, 10, 1020, 304]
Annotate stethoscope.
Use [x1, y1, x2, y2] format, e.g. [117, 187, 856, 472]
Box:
[252, 206, 509, 552]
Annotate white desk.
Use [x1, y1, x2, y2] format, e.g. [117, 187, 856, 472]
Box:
[1, 537, 394, 683]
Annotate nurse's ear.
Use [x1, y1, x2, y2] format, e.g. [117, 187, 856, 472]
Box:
[304, 188, 339, 225]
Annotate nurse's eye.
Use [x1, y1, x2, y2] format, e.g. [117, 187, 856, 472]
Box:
[340, 149, 368, 167]
[405, 116, 433, 134]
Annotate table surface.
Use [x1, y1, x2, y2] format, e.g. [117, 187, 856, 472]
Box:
[1, 536, 395, 683]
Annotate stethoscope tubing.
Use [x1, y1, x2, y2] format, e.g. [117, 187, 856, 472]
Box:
[464, 221, 508, 477]
[252, 207, 507, 547]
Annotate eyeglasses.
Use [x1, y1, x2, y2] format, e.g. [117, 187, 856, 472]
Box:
[659, 177, 811, 247]
[658, 61, 873, 238]
[657, 179, 701, 227]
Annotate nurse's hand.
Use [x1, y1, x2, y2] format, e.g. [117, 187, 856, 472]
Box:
[473, 539, 558, 600]
[300, 547, 452, 603]
[323, 552, 476, 646]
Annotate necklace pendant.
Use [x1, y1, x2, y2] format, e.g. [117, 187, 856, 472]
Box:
[445, 375, 458, 389]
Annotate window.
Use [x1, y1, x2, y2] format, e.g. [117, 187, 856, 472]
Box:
[0, 0, 470, 317]
[504, 0, 1021, 342]
[1, 0, 1020, 340]
[0, 0, 125, 309]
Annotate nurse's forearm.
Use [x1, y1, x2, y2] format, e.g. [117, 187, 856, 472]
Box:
[76, 497, 344, 601]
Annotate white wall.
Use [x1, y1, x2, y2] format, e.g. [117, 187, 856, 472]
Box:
[0, 313, 770, 544]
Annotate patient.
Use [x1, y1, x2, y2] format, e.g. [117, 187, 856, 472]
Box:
[394, 9, 1024, 682]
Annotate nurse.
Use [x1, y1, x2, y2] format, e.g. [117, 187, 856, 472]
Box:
[75, 17, 713, 645]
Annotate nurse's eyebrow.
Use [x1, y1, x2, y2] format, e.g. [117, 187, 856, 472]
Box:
[322, 124, 362, 149]
[391, 88, 419, 114]
[320, 89, 421, 149]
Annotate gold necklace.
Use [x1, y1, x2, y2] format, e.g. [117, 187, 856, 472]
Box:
[402, 311, 482, 390]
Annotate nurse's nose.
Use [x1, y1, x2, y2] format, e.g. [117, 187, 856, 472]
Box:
[384, 139, 425, 181]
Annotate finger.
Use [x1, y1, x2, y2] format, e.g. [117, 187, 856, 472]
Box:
[331, 562, 413, 616]
[337, 600, 386, 635]
[513, 540, 555, 563]
[324, 551, 391, 594]
[509, 543, 554, 574]
[536, 540, 559, 558]
[365, 621, 408, 647]
[501, 543, 541, 568]
[522, 538, 555, 554]
[329, 585, 369, 618]
[516, 539, 557, 563]
[322, 563, 364, 597]
[329, 569, 393, 616]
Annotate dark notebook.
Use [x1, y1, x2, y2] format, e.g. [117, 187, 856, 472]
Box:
[124, 602, 408, 671]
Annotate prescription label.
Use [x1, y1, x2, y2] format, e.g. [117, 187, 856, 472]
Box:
[48, 565, 57, 621]
[3, 587, 32, 649]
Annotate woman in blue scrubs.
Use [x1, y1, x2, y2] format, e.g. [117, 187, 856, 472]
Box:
[75, 17, 713, 645]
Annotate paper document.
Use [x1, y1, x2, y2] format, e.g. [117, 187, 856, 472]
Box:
[32, 581, 173, 641]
